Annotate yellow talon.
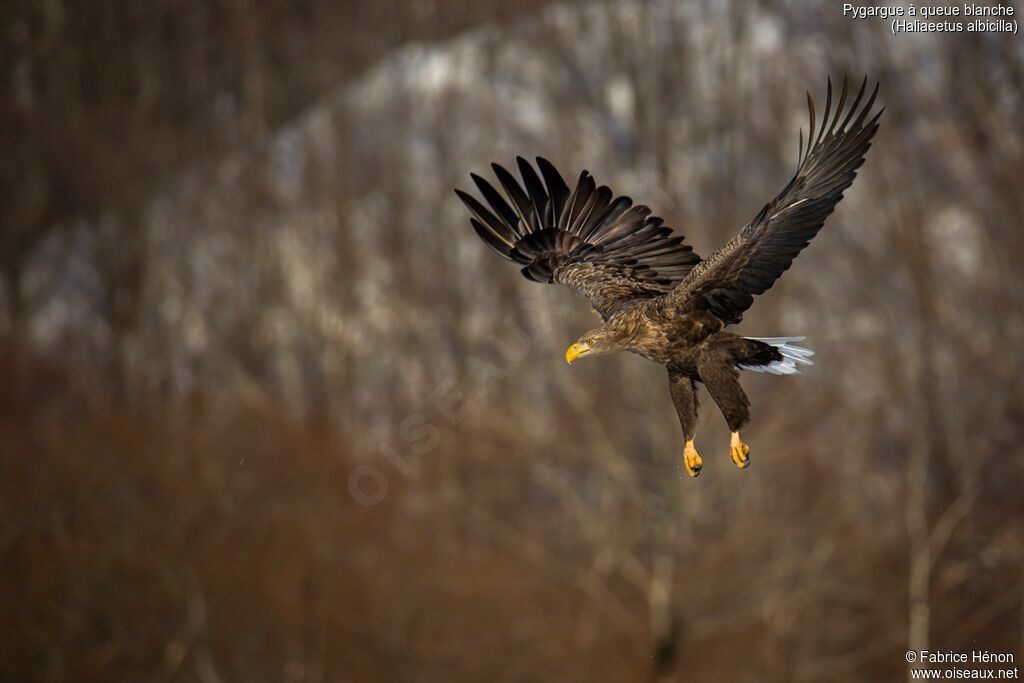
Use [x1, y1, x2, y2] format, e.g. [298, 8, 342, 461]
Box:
[729, 432, 750, 469]
[683, 440, 702, 477]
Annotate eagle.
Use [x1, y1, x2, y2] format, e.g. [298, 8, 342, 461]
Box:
[455, 77, 881, 476]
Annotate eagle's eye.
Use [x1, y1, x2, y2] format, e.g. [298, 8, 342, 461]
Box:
[586, 338, 595, 345]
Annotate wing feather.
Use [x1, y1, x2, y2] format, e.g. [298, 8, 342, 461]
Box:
[456, 158, 701, 319]
[455, 190, 515, 249]
[517, 156, 550, 226]
[492, 162, 536, 233]
[471, 173, 521, 236]
[537, 157, 571, 221]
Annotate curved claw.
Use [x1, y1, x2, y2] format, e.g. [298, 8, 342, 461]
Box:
[729, 432, 750, 469]
[683, 441, 702, 477]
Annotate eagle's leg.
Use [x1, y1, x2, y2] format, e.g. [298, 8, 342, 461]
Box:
[668, 368, 701, 477]
[697, 354, 752, 469]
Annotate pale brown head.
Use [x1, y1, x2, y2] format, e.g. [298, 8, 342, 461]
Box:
[565, 326, 627, 364]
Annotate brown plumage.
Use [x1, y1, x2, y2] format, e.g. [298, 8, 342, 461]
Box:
[455, 77, 882, 476]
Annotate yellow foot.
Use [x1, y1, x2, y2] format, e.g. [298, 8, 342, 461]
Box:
[683, 440, 702, 477]
[729, 432, 750, 469]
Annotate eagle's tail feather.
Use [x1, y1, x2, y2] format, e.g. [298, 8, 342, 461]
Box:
[738, 336, 814, 375]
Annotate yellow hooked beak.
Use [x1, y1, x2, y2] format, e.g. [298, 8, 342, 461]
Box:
[565, 343, 591, 364]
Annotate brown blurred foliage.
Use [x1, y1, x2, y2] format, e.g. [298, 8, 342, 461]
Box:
[2, 1, 1024, 681]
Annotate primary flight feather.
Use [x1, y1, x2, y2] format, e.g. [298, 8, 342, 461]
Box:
[455, 77, 882, 476]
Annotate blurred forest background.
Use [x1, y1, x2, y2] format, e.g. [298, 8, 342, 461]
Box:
[2, 1, 1023, 681]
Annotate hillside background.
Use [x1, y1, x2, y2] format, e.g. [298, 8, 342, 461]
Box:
[2, 1, 1023, 681]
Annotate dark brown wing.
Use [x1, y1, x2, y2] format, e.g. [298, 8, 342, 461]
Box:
[456, 157, 701, 320]
[672, 77, 883, 324]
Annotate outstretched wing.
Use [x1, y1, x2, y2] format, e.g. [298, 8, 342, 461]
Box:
[456, 157, 701, 320]
[673, 77, 883, 324]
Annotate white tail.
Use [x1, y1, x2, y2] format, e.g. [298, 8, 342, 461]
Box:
[738, 336, 815, 375]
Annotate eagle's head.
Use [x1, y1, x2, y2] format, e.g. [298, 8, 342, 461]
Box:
[565, 326, 626, 364]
